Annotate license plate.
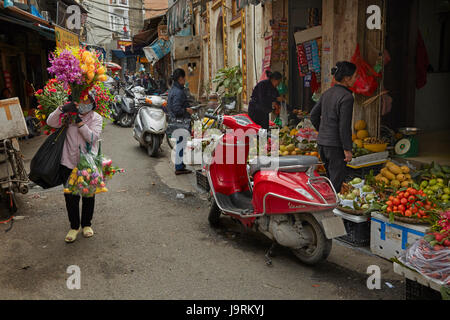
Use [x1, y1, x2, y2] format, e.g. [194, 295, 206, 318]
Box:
[321, 216, 347, 239]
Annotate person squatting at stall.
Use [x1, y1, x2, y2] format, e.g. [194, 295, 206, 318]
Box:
[47, 93, 103, 243]
[167, 68, 194, 175]
[310, 61, 357, 192]
[248, 70, 285, 129]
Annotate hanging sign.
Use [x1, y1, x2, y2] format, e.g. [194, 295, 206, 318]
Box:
[55, 26, 79, 49]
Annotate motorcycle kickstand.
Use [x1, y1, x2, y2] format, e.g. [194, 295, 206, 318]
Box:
[264, 242, 277, 267]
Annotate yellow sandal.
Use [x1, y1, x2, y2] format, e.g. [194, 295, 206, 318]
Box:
[65, 228, 81, 243]
[83, 226, 94, 238]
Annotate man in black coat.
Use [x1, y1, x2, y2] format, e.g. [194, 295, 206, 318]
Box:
[167, 68, 193, 175]
[310, 61, 357, 192]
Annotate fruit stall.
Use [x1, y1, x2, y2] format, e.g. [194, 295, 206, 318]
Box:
[334, 156, 450, 299]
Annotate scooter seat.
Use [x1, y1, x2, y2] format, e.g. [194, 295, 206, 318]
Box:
[249, 155, 319, 176]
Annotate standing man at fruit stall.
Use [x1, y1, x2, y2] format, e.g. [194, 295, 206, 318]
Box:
[310, 61, 357, 192]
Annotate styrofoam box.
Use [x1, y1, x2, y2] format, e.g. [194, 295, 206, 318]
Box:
[370, 212, 430, 260]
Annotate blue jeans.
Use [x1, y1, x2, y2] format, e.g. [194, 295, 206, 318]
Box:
[175, 135, 187, 171]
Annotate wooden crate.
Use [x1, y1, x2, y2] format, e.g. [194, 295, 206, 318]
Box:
[0, 98, 29, 140]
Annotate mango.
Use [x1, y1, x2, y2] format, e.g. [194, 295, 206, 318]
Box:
[354, 120, 367, 131]
[386, 163, 402, 175]
[356, 130, 369, 139]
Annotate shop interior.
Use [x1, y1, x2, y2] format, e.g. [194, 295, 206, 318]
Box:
[384, 0, 450, 165]
[288, 0, 322, 112]
[285, 0, 450, 165]
[0, 18, 54, 112]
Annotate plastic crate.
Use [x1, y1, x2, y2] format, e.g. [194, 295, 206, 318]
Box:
[370, 212, 429, 260]
[405, 279, 442, 300]
[196, 169, 210, 192]
[334, 209, 370, 247]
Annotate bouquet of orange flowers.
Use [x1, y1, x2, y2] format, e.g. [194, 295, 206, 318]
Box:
[47, 46, 108, 102]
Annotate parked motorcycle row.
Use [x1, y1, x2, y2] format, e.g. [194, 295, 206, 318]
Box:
[110, 81, 171, 157]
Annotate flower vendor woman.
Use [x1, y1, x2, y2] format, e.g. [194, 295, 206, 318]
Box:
[47, 91, 103, 243]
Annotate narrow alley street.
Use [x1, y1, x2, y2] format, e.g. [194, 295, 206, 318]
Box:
[0, 123, 404, 299]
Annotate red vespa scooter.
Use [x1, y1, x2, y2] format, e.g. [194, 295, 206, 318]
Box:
[205, 113, 346, 265]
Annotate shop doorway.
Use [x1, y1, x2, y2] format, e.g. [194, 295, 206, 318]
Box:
[288, 0, 322, 112]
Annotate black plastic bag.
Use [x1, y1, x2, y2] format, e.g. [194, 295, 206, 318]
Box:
[29, 127, 67, 189]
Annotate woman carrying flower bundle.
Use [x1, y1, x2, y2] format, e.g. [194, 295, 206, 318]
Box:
[47, 91, 103, 243]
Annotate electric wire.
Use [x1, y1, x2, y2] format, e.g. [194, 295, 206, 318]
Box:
[86, 0, 168, 11]
[86, 4, 146, 26]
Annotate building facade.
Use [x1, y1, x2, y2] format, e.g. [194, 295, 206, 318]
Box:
[82, 0, 144, 72]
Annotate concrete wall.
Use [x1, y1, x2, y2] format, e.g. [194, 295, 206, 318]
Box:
[129, 0, 144, 38]
[85, 0, 114, 47]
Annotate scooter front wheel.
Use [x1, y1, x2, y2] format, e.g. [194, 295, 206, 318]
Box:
[290, 213, 332, 265]
[147, 134, 161, 157]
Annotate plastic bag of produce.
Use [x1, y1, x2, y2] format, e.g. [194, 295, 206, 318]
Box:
[296, 117, 318, 142]
[64, 144, 108, 197]
[400, 238, 450, 286]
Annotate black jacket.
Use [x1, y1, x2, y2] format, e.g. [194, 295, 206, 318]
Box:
[310, 84, 354, 151]
[248, 79, 279, 129]
[168, 81, 190, 119]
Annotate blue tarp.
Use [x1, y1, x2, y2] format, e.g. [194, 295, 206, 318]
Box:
[4, 0, 13, 8]
[143, 39, 171, 65]
[30, 5, 44, 19]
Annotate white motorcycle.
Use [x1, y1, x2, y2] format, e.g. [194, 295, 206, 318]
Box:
[133, 95, 168, 157]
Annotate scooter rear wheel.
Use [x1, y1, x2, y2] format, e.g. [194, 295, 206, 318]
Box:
[118, 113, 134, 127]
[290, 213, 332, 265]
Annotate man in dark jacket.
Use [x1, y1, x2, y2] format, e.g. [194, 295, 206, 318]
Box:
[310, 61, 357, 192]
[168, 68, 193, 175]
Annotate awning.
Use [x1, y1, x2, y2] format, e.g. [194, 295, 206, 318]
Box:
[0, 12, 55, 41]
[111, 49, 126, 59]
[133, 29, 158, 47]
[0, 0, 53, 28]
[143, 38, 171, 65]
